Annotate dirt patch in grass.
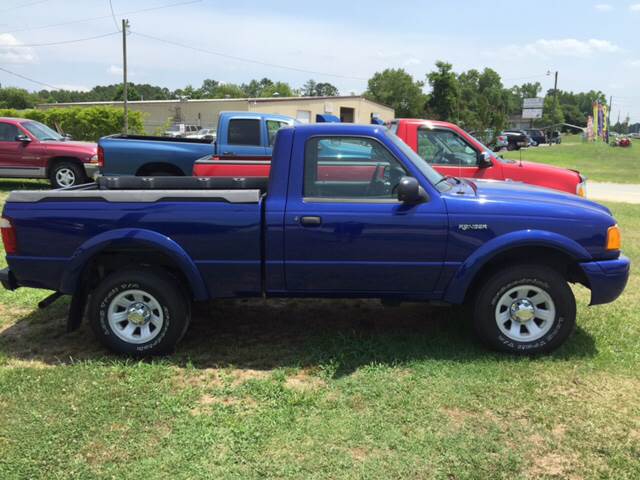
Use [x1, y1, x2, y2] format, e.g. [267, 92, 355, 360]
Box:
[284, 370, 326, 392]
[230, 368, 271, 386]
[170, 368, 224, 389]
[349, 447, 369, 462]
[441, 406, 499, 431]
[526, 451, 580, 479]
[190, 393, 257, 416]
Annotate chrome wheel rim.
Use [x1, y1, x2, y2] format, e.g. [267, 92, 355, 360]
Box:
[495, 285, 556, 342]
[55, 168, 76, 187]
[108, 289, 164, 344]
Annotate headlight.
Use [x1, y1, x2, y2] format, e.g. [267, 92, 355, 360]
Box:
[576, 175, 587, 197]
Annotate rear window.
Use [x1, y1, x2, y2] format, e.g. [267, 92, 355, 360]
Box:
[228, 119, 261, 146]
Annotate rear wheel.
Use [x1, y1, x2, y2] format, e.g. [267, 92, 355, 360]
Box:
[473, 265, 576, 355]
[49, 161, 87, 188]
[88, 268, 191, 355]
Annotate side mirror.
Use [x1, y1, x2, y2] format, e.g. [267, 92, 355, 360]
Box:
[63, 134, 73, 141]
[477, 151, 492, 168]
[15, 134, 31, 143]
[203, 134, 214, 142]
[397, 176, 428, 204]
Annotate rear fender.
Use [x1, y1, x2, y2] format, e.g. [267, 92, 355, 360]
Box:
[442, 229, 591, 304]
[60, 228, 209, 300]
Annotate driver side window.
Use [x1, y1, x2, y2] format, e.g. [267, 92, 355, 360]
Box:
[0, 123, 18, 142]
[417, 129, 478, 166]
[304, 136, 408, 200]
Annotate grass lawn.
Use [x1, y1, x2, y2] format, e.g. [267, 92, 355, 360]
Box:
[0, 183, 638, 479]
[503, 135, 640, 184]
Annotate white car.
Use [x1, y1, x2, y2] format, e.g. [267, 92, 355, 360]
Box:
[186, 128, 216, 140]
[164, 124, 199, 138]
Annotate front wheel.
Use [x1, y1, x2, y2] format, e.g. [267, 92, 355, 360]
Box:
[88, 268, 191, 355]
[473, 265, 576, 355]
[49, 161, 87, 189]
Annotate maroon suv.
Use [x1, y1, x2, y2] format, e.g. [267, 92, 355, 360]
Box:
[0, 117, 99, 188]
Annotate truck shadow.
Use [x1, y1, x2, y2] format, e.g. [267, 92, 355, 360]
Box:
[0, 298, 597, 377]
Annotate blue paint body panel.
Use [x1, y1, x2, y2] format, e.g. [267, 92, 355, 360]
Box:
[1, 123, 630, 311]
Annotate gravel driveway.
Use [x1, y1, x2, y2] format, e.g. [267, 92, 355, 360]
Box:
[588, 182, 640, 204]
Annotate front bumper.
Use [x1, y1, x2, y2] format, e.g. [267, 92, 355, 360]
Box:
[83, 163, 100, 180]
[0, 267, 18, 291]
[580, 255, 630, 305]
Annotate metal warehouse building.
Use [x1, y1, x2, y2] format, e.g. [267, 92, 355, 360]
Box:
[37, 96, 394, 134]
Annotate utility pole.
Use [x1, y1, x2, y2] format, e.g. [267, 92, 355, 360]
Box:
[552, 71, 558, 111]
[608, 95, 612, 140]
[122, 18, 130, 135]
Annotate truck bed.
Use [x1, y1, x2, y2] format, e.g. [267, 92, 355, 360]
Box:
[107, 134, 212, 144]
[4, 179, 265, 298]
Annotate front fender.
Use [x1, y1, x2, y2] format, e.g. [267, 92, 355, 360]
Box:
[442, 229, 591, 304]
[59, 228, 209, 300]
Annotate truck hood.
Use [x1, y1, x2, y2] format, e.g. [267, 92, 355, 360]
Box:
[498, 157, 581, 180]
[41, 140, 97, 154]
[444, 178, 611, 217]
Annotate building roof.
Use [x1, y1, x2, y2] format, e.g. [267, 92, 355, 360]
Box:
[36, 95, 392, 110]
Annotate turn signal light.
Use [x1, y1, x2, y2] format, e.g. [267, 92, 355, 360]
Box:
[606, 225, 621, 251]
[0, 218, 17, 255]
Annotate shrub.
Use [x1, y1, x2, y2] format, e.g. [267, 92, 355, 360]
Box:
[0, 106, 145, 141]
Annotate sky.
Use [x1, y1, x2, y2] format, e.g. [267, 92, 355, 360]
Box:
[0, 0, 639, 122]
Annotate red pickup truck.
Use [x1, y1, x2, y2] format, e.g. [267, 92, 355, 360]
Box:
[0, 117, 99, 188]
[193, 119, 587, 196]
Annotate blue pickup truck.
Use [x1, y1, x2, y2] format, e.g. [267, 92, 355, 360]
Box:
[0, 123, 630, 356]
[98, 111, 295, 176]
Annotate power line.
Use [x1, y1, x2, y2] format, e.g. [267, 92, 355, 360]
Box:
[131, 30, 368, 81]
[0, 64, 59, 89]
[0, 0, 202, 35]
[0, 0, 49, 13]
[0, 31, 119, 48]
[108, 0, 121, 31]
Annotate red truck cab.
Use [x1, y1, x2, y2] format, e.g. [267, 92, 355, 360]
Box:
[0, 117, 99, 188]
[389, 119, 586, 196]
[193, 118, 586, 197]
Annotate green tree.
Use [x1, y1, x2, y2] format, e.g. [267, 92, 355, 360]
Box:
[261, 81, 294, 97]
[0, 87, 36, 109]
[302, 79, 339, 97]
[426, 61, 459, 121]
[365, 68, 426, 118]
[112, 84, 142, 101]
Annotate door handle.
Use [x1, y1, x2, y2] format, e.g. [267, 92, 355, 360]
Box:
[222, 151, 236, 156]
[300, 216, 322, 226]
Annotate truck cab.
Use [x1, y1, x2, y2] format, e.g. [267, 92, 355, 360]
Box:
[389, 119, 586, 196]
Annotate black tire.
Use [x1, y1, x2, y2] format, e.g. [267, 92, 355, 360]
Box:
[473, 265, 576, 355]
[49, 161, 87, 189]
[88, 268, 191, 355]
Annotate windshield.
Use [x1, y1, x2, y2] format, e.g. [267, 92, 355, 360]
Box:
[384, 129, 449, 191]
[167, 125, 181, 132]
[21, 121, 63, 141]
[468, 134, 494, 154]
